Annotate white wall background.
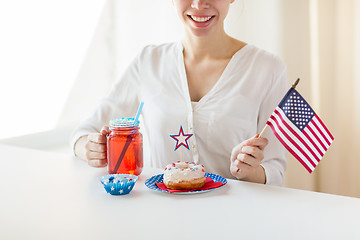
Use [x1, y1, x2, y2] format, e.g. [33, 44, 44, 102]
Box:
[0, 0, 104, 139]
[226, 0, 283, 55]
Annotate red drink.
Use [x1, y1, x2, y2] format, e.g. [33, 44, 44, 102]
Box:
[107, 118, 143, 175]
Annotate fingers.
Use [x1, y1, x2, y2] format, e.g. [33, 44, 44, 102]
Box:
[86, 151, 107, 167]
[85, 146, 107, 167]
[231, 146, 264, 167]
[231, 160, 266, 184]
[85, 141, 106, 152]
[230, 159, 251, 177]
[233, 145, 263, 168]
[100, 125, 110, 136]
[240, 146, 264, 162]
[230, 136, 269, 175]
[230, 136, 268, 159]
[243, 135, 269, 150]
[88, 159, 107, 168]
[85, 150, 106, 160]
[85, 130, 108, 168]
[236, 152, 260, 167]
[230, 143, 242, 162]
[88, 132, 107, 144]
[230, 135, 268, 182]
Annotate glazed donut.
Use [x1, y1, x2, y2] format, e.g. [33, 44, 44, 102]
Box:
[163, 161, 206, 190]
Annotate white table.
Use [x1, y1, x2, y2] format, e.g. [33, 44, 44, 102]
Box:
[0, 144, 359, 240]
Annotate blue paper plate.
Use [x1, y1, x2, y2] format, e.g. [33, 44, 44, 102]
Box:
[145, 173, 227, 194]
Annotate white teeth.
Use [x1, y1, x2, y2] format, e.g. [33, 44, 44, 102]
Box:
[190, 15, 212, 23]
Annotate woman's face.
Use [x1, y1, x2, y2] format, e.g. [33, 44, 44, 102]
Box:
[172, 0, 234, 37]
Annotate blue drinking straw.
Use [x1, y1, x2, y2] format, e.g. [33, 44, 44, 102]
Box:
[134, 101, 144, 124]
[113, 101, 144, 173]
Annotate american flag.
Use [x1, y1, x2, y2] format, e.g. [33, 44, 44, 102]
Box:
[266, 88, 334, 173]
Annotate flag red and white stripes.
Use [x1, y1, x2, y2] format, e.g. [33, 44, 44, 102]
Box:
[266, 88, 334, 173]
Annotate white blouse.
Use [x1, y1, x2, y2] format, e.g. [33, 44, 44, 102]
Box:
[72, 41, 289, 186]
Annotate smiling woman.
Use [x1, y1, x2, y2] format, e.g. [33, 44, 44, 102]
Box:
[71, 0, 289, 187]
[2, 0, 358, 197]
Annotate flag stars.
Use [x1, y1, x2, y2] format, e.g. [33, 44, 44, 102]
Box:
[280, 91, 316, 130]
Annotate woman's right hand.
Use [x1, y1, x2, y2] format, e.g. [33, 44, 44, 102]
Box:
[83, 125, 110, 168]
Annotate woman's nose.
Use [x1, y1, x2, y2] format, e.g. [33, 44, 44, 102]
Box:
[191, 0, 210, 10]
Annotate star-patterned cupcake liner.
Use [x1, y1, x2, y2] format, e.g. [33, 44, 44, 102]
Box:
[100, 174, 138, 195]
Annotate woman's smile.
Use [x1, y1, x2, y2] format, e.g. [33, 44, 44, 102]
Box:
[187, 14, 215, 28]
[188, 15, 214, 22]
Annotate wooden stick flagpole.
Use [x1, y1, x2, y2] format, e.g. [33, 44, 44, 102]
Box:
[181, 148, 183, 162]
[258, 124, 269, 138]
[292, 78, 300, 89]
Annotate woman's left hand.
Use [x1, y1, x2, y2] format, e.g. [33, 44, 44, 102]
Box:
[230, 134, 269, 184]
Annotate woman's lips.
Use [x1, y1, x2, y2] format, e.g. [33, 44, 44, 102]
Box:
[187, 15, 215, 28]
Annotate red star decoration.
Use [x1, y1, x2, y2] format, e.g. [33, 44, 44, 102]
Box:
[170, 126, 193, 151]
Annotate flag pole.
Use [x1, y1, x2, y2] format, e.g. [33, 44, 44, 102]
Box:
[258, 78, 300, 138]
[291, 78, 300, 89]
[258, 125, 269, 138]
